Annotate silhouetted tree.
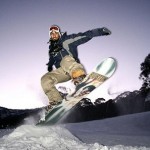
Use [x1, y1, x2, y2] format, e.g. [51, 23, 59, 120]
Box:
[139, 53, 150, 95]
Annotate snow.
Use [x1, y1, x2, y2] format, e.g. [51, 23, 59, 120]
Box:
[65, 112, 150, 147]
[0, 112, 150, 150]
[0, 125, 106, 150]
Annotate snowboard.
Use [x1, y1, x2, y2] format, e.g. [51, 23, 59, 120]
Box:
[37, 57, 117, 125]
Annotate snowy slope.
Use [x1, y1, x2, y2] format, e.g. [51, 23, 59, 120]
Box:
[65, 111, 150, 147]
[0, 112, 150, 149]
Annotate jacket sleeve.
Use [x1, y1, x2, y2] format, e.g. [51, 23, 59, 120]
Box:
[46, 55, 54, 72]
[46, 46, 55, 72]
[67, 27, 111, 46]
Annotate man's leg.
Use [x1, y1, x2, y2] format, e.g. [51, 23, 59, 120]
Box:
[41, 67, 71, 105]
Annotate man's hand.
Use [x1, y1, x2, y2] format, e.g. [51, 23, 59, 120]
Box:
[48, 66, 53, 72]
[102, 27, 111, 35]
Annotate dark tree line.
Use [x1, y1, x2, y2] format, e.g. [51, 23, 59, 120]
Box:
[139, 53, 150, 95]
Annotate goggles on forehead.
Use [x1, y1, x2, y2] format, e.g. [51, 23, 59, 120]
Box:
[49, 25, 61, 38]
[49, 26, 60, 33]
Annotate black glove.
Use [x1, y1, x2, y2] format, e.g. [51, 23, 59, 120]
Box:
[101, 27, 111, 35]
[47, 66, 53, 72]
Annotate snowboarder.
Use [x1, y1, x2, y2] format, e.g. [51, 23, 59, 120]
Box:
[41, 25, 111, 109]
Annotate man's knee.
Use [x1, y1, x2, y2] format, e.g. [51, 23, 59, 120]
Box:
[41, 74, 55, 93]
[60, 55, 86, 76]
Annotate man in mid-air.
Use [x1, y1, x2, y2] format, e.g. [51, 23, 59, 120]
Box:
[41, 25, 111, 109]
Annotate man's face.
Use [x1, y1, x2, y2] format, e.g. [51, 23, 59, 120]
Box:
[50, 30, 60, 41]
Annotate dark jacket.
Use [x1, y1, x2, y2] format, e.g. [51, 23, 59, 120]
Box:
[47, 27, 110, 71]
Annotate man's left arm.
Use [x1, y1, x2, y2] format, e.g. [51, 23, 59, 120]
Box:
[68, 27, 111, 46]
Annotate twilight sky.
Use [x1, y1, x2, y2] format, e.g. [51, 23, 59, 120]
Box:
[0, 0, 150, 109]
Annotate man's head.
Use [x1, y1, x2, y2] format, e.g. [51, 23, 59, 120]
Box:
[49, 25, 61, 41]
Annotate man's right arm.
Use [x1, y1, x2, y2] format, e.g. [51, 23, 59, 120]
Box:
[46, 47, 55, 72]
[46, 57, 54, 72]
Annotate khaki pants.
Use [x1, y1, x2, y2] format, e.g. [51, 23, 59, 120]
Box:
[41, 55, 85, 104]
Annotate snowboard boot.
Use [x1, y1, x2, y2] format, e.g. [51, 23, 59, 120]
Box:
[45, 101, 62, 113]
[72, 69, 86, 86]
